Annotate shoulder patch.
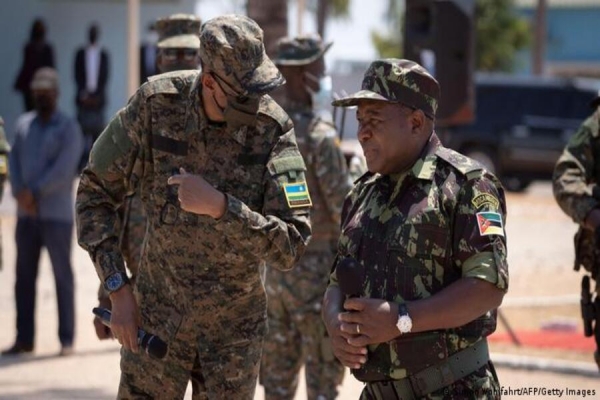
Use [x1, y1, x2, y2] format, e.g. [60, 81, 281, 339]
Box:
[472, 193, 500, 210]
[436, 146, 484, 177]
[283, 181, 312, 208]
[476, 211, 505, 237]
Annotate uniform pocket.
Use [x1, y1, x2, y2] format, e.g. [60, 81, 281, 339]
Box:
[390, 219, 450, 298]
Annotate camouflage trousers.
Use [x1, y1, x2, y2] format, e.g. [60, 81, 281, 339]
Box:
[359, 362, 501, 400]
[118, 302, 266, 399]
[260, 248, 345, 400]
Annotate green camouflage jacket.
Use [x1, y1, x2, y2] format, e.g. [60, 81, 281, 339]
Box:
[553, 105, 600, 275]
[77, 70, 312, 321]
[331, 133, 509, 380]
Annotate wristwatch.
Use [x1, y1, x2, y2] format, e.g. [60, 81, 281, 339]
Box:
[396, 303, 413, 334]
[103, 272, 130, 294]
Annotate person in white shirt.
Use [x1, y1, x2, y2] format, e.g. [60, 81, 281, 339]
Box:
[73, 23, 110, 172]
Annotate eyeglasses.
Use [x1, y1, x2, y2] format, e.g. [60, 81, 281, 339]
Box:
[162, 48, 198, 62]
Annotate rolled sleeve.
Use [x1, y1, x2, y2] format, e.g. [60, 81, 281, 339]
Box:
[453, 174, 509, 292]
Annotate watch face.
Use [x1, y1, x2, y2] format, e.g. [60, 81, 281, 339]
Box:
[398, 316, 412, 333]
[106, 273, 123, 292]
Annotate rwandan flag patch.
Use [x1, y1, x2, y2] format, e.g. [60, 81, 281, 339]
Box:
[283, 181, 312, 208]
[476, 212, 504, 237]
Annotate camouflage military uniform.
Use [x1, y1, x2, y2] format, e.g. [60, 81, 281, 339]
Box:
[553, 104, 600, 278]
[95, 14, 202, 311]
[327, 59, 509, 399]
[260, 35, 352, 400]
[331, 133, 507, 399]
[0, 117, 9, 271]
[261, 109, 351, 399]
[553, 101, 600, 368]
[77, 15, 311, 399]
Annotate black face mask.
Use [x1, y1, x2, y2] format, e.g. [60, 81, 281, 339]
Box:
[212, 74, 260, 133]
[33, 94, 54, 113]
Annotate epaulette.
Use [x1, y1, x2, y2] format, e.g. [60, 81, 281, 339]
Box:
[307, 117, 337, 146]
[143, 70, 199, 97]
[436, 146, 484, 180]
[259, 95, 293, 134]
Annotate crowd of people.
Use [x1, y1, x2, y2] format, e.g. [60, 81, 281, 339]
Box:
[15, 7, 600, 400]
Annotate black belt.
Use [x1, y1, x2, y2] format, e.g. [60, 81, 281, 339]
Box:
[366, 340, 490, 400]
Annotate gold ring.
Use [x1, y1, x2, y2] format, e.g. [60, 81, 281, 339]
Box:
[356, 324, 361, 334]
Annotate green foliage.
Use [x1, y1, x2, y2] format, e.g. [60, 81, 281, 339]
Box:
[371, 31, 402, 59]
[330, 0, 351, 17]
[370, 0, 531, 72]
[475, 0, 531, 71]
[370, 0, 403, 58]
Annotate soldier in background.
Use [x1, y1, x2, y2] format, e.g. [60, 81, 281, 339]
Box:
[323, 59, 508, 399]
[0, 117, 9, 272]
[93, 13, 202, 340]
[77, 15, 310, 398]
[260, 35, 353, 400]
[553, 95, 600, 369]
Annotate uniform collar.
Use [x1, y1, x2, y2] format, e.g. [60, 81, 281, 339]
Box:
[190, 72, 250, 145]
[406, 132, 440, 181]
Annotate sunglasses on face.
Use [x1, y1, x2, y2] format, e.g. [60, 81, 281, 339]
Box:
[162, 48, 198, 62]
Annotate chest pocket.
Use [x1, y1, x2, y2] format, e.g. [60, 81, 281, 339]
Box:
[149, 131, 194, 226]
[386, 210, 450, 301]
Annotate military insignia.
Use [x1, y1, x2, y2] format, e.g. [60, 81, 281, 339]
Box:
[0, 155, 7, 174]
[283, 181, 312, 208]
[476, 212, 504, 237]
[472, 193, 499, 210]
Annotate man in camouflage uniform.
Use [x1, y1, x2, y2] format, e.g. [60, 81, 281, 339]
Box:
[260, 35, 351, 400]
[76, 15, 311, 398]
[322, 59, 509, 399]
[553, 95, 600, 369]
[93, 13, 203, 341]
[0, 117, 9, 271]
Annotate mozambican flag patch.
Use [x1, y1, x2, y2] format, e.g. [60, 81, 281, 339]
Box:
[476, 212, 504, 237]
[283, 181, 312, 208]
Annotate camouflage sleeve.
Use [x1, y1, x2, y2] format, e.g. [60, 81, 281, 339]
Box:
[214, 128, 312, 271]
[313, 123, 354, 226]
[76, 89, 145, 283]
[453, 173, 509, 292]
[328, 183, 363, 287]
[553, 112, 600, 224]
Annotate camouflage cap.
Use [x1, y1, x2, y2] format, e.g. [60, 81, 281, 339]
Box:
[30, 67, 59, 90]
[199, 14, 284, 96]
[332, 58, 440, 119]
[156, 14, 201, 49]
[273, 34, 332, 66]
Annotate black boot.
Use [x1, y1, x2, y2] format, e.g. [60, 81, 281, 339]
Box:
[1, 342, 34, 356]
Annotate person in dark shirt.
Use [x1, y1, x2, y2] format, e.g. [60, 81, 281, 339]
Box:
[14, 18, 55, 112]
